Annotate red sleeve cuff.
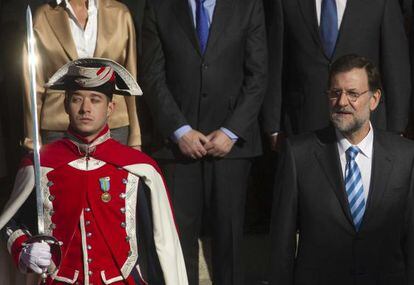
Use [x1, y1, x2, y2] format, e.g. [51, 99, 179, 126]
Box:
[9, 233, 30, 268]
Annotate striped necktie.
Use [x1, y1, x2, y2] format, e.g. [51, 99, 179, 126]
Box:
[345, 146, 366, 231]
[196, 0, 209, 54]
[320, 0, 338, 58]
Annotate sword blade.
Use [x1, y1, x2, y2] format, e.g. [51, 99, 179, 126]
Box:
[26, 6, 44, 235]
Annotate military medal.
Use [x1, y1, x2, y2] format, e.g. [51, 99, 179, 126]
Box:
[99, 177, 111, 203]
[101, 192, 111, 202]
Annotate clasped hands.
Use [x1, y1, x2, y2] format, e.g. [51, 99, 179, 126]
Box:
[178, 129, 235, 159]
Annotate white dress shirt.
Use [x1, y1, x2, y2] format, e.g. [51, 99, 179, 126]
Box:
[56, 0, 98, 58]
[336, 124, 373, 200]
[315, 0, 347, 28]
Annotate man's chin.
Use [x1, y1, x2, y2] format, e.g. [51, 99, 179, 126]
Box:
[331, 118, 354, 133]
[72, 127, 97, 137]
[332, 118, 367, 135]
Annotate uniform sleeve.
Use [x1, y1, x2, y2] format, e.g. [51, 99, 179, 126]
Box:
[1, 219, 32, 270]
[0, 161, 37, 271]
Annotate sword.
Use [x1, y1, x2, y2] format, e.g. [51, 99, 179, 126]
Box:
[26, 6, 48, 283]
[26, 5, 44, 239]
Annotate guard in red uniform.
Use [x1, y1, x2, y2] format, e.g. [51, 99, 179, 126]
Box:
[0, 58, 188, 285]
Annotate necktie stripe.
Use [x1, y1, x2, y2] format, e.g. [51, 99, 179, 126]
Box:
[350, 188, 364, 211]
[348, 185, 363, 206]
[352, 201, 366, 223]
[345, 146, 366, 231]
[346, 161, 359, 175]
[345, 159, 359, 174]
[349, 162, 359, 174]
[345, 171, 362, 192]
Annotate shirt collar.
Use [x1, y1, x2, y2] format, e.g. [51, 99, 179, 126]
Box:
[56, 0, 98, 12]
[336, 122, 374, 159]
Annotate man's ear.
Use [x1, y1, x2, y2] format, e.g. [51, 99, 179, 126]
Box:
[107, 100, 115, 117]
[369, 89, 381, 112]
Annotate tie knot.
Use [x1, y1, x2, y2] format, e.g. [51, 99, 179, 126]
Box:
[346, 146, 360, 161]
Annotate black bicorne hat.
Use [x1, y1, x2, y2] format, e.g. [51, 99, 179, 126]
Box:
[45, 58, 142, 98]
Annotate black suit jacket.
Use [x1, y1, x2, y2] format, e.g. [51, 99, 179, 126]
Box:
[271, 127, 414, 285]
[119, 0, 146, 55]
[120, 0, 157, 148]
[263, 0, 411, 135]
[140, 0, 267, 159]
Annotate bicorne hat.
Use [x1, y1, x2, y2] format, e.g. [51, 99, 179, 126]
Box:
[44, 58, 142, 98]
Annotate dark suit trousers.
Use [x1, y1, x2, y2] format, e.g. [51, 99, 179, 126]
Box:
[158, 158, 251, 285]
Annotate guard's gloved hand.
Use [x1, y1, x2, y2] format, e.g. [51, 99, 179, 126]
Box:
[19, 242, 51, 274]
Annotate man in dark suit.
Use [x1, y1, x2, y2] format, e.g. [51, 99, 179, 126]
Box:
[271, 55, 414, 285]
[140, 0, 267, 284]
[263, 0, 411, 150]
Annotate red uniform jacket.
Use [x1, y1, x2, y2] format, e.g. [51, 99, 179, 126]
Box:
[0, 126, 188, 285]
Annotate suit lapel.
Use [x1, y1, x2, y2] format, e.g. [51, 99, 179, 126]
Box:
[359, 132, 394, 231]
[44, 3, 78, 60]
[332, 0, 357, 59]
[174, 0, 201, 55]
[205, 0, 234, 54]
[297, 0, 327, 58]
[314, 128, 354, 227]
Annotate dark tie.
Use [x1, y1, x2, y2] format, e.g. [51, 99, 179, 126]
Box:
[196, 0, 209, 54]
[320, 0, 338, 58]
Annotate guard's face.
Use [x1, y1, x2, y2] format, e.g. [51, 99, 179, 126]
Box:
[65, 90, 114, 140]
[329, 68, 380, 134]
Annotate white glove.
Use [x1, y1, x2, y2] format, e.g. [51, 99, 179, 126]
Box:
[19, 242, 52, 274]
